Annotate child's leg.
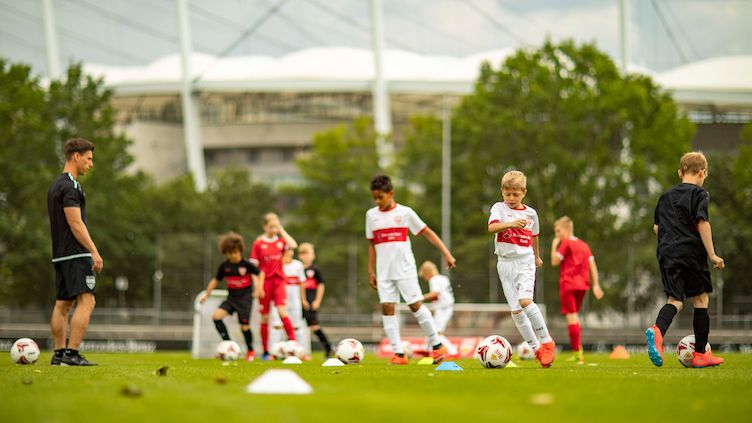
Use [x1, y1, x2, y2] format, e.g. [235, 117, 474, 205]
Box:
[240, 324, 253, 351]
[260, 286, 272, 352]
[212, 308, 231, 341]
[655, 297, 682, 336]
[276, 304, 297, 341]
[498, 260, 541, 350]
[566, 313, 582, 352]
[401, 278, 441, 348]
[692, 293, 709, 354]
[381, 303, 403, 354]
[520, 299, 553, 344]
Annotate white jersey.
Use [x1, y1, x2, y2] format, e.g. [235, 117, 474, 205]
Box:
[488, 202, 540, 259]
[365, 203, 427, 281]
[428, 274, 455, 308]
[283, 259, 306, 285]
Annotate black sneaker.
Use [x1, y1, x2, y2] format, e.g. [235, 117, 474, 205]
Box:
[51, 354, 63, 366]
[61, 353, 97, 366]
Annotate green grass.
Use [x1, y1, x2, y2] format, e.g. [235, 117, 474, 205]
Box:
[2, 352, 751, 422]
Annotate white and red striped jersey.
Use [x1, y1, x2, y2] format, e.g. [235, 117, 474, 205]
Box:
[283, 258, 307, 286]
[488, 202, 540, 259]
[365, 203, 427, 281]
[428, 274, 455, 308]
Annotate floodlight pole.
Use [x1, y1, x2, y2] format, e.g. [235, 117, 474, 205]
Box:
[619, 0, 630, 72]
[176, 0, 207, 191]
[370, 0, 393, 169]
[441, 97, 452, 275]
[41, 0, 61, 79]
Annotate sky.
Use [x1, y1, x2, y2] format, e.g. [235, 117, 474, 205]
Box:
[0, 0, 750, 77]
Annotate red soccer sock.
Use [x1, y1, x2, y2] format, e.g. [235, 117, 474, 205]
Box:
[568, 323, 582, 351]
[281, 317, 296, 341]
[261, 322, 269, 352]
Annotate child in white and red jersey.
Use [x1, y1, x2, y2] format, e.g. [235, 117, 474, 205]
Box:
[366, 175, 456, 365]
[281, 248, 306, 343]
[487, 170, 555, 368]
[250, 213, 298, 361]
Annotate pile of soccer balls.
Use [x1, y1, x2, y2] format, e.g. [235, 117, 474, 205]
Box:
[270, 340, 306, 360]
[9, 338, 41, 365]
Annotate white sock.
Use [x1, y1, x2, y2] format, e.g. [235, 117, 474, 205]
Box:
[382, 315, 403, 354]
[512, 311, 541, 351]
[523, 303, 553, 344]
[440, 335, 458, 355]
[412, 305, 440, 347]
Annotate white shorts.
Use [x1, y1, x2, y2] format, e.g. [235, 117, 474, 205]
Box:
[433, 306, 453, 332]
[496, 255, 536, 312]
[377, 277, 423, 305]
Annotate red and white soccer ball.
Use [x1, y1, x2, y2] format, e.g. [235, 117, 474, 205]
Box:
[400, 340, 414, 359]
[271, 341, 287, 359]
[283, 340, 305, 359]
[216, 340, 241, 361]
[676, 334, 711, 367]
[515, 342, 535, 360]
[10, 338, 40, 365]
[476, 335, 512, 369]
[336, 338, 364, 364]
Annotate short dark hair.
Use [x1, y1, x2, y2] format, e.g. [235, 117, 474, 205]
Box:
[64, 138, 95, 160]
[370, 175, 393, 192]
[218, 231, 245, 254]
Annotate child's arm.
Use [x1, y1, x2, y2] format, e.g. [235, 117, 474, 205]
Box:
[488, 219, 526, 233]
[368, 242, 377, 289]
[589, 259, 604, 299]
[532, 236, 543, 268]
[551, 237, 562, 266]
[653, 224, 659, 235]
[420, 227, 457, 268]
[255, 271, 265, 299]
[199, 278, 219, 304]
[312, 284, 325, 310]
[423, 291, 439, 302]
[301, 284, 310, 310]
[278, 223, 298, 249]
[697, 220, 725, 269]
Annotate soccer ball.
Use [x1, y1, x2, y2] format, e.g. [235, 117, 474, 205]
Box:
[283, 340, 305, 359]
[216, 340, 241, 361]
[476, 335, 512, 369]
[336, 338, 364, 364]
[400, 340, 414, 359]
[515, 342, 535, 360]
[10, 338, 40, 365]
[271, 341, 287, 359]
[676, 335, 711, 367]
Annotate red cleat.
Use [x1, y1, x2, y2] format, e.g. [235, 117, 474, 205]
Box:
[431, 344, 448, 364]
[389, 354, 409, 365]
[692, 351, 724, 368]
[646, 325, 664, 367]
[245, 350, 255, 362]
[536, 341, 556, 368]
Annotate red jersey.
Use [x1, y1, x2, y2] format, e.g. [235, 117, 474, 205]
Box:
[556, 236, 594, 291]
[250, 236, 287, 280]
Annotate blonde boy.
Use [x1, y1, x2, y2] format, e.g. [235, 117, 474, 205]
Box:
[487, 171, 555, 367]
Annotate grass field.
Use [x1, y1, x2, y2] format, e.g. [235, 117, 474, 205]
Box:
[2, 352, 751, 423]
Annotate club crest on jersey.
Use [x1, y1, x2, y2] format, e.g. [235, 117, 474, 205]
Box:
[306, 270, 315, 278]
[276, 242, 284, 250]
[393, 216, 402, 224]
[239, 267, 247, 276]
[261, 244, 268, 250]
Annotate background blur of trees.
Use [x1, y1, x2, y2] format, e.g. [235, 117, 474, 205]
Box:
[1, 40, 750, 316]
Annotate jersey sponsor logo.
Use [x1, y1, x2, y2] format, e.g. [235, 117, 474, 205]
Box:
[372, 227, 409, 245]
[497, 228, 533, 247]
[226, 275, 251, 289]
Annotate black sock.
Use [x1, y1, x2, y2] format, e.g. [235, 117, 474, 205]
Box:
[54, 349, 65, 358]
[213, 320, 230, 341]
[396, 353, 405, 358]
[655, 304, 678, 336]
[65, 349, 78, 357]
[242, 329, 254, 351]
[432, 343, 443, 350]
[693, 308, 710, 354]
[314, 329, 331, 351]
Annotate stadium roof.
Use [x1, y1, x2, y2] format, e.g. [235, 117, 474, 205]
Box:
[83, 47, 752, 108]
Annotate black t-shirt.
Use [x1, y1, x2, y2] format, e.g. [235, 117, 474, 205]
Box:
[47, 173, 89, 261]
[654, 183, 710, 270]
[215, 258, 261, 298]
[303, 265, 325, 292]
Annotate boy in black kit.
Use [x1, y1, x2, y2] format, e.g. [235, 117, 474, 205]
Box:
[646, 152, 725, 368]
[200, 232, 263, 362]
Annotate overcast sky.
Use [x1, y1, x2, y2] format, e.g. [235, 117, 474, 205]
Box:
[1, 0, 750, 76]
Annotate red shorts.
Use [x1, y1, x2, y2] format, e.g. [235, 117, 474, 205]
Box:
[260, 276, 287, 315]
[560, 289, 587, 315]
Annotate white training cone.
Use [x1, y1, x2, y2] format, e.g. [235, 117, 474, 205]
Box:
[322, 358, 345, 367]
[245, 369, 313, 395]
[283, 356, 303, 364]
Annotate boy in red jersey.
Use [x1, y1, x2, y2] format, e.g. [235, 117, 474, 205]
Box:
[366, 175, 456, 365]
[199, 232, 262, 361]
[250, 213, 298, 361]
[551, 216, 603, 364]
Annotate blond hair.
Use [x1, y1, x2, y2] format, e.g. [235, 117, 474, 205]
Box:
[263, 212, 279, 225]
[501, 170, 527, 191]
[298, 242, 314, 255]
[419, 261, 439, 277]
[679, 152, 707, 175]
[555, 216, 573, 231]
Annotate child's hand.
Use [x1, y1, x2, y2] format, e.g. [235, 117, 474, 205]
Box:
[302, 300, 310, 311]
[199, 293, 209, 304]
[369, 272, 377, 289]
[711, 255, 725, 270]
[510, 219, 527, 229]
[258, 289, 265, 299]
[593, 285, 604, 300]
[444, 253, 457, 269]
[312, 300, 321, 311]
[535, 257, 543, 268]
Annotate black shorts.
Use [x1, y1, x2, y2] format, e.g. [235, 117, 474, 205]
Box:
[54, 257, 96, 301]
[660, 266, 713, 300]
[219, 296, 253, 325]
[303, 289, 319, 326]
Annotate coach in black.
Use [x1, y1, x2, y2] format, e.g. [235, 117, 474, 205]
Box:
[48, 138, 103, 366]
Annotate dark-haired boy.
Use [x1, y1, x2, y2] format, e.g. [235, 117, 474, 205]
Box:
[366, 175, 456, 365]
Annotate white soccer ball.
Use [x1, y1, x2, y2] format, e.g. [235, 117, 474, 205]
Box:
[283, 340, 305, 359]
[676, 334, 711, 367]
[336, 338, 365, 364]
[271, 341, 287, 359]
[216, 340, 241, 361]
[400, 340, 414, 359]
[476, 335, 512, 369]
[10, 338, 40, 365]
[515, 342, 535, 360]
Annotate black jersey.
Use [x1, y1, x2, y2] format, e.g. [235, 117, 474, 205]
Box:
[303, 265, 325, 292]
[47, 173, 90, 262]
[215, 258, 261, 298]
[654, 183, 710, 270]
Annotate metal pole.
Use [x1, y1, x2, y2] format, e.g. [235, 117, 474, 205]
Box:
[370, 0, 393, 169]
[348, 237, 358, 315]
[619, 0, 630, 72]
[41, 0, 61, 79]
[441, 97, 452, 275]
[176, 0, 207, 191]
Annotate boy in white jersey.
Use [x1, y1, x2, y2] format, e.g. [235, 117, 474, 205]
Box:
[487, 170, 556, 367]
[366, 175, 456, 365]
[419, 261, 459, 356]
